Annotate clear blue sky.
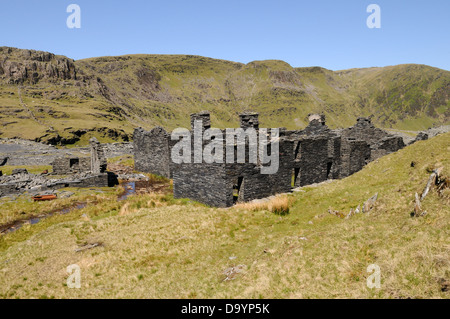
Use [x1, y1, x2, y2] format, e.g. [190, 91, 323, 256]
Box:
[1, 0, 449, 70]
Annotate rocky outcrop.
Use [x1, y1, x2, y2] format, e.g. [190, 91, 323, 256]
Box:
[0, 47, 76, 84]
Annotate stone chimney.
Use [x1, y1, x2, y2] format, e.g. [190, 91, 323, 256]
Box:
[355, 117, 373, 128]
[90, 137, 107, 174]
[239, 112, 259, 130]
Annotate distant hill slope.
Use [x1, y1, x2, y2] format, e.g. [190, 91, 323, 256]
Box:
[0, 47, 448, 145]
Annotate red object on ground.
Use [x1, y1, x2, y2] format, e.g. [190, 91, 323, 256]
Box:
[32, 194, 57, 202]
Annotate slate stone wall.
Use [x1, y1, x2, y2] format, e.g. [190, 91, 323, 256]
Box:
[327, 136, 342, 180]
[340, 139, 371, 178]
[133, 127, 172, 178]
[286, 117, 340, 186]
[301, 118, 330, 136]
[296, 137, 329, 186]
[0, 183, 17, 197]
[72, 173, 110, 188]
[373, 136, 406, 159]
[51, 157, 91, 175]
[339, 117, 405, 161]
[386, 136, 406, 151]
[173, 163, 228, 207]
[221, 138, 293, 206]
[171, 122, 293, 207]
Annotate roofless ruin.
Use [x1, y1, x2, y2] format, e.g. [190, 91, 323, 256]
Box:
[133, 112, 405, 207]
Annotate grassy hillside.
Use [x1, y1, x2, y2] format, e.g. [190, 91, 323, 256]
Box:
[0, 133, 448, 298]
[0, 47, 449, 145]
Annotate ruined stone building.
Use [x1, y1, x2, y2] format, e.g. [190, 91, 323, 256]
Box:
[51, 156, 91, 175]
[0, 138, 118, 198]
[134, 111, 405, 207]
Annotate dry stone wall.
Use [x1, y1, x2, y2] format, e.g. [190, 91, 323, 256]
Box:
[133, 127, 172, 178]
[51, 157, 91, 175]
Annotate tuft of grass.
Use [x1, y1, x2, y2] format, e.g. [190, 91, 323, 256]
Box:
[235, 195, 294, 215]
[118, 202, 132, 216]
[269, 196, 292, 215]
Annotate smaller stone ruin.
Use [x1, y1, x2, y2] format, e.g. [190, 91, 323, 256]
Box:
[133, 111, 409, 207]
[51, 137, 108, 175]
[0, 137, 117, 198]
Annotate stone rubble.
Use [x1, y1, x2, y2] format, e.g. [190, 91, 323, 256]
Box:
[0, 139, 120, 198]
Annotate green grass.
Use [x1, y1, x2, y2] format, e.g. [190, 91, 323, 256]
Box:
[0, 186, 121, 229]
[0, 133, 448, 299]
[107, 155, 134, 167]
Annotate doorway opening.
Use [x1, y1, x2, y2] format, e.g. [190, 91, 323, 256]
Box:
[70, 158, 80, 168]
[233, 176, 244, 204]
[327, 162, 333, 179]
